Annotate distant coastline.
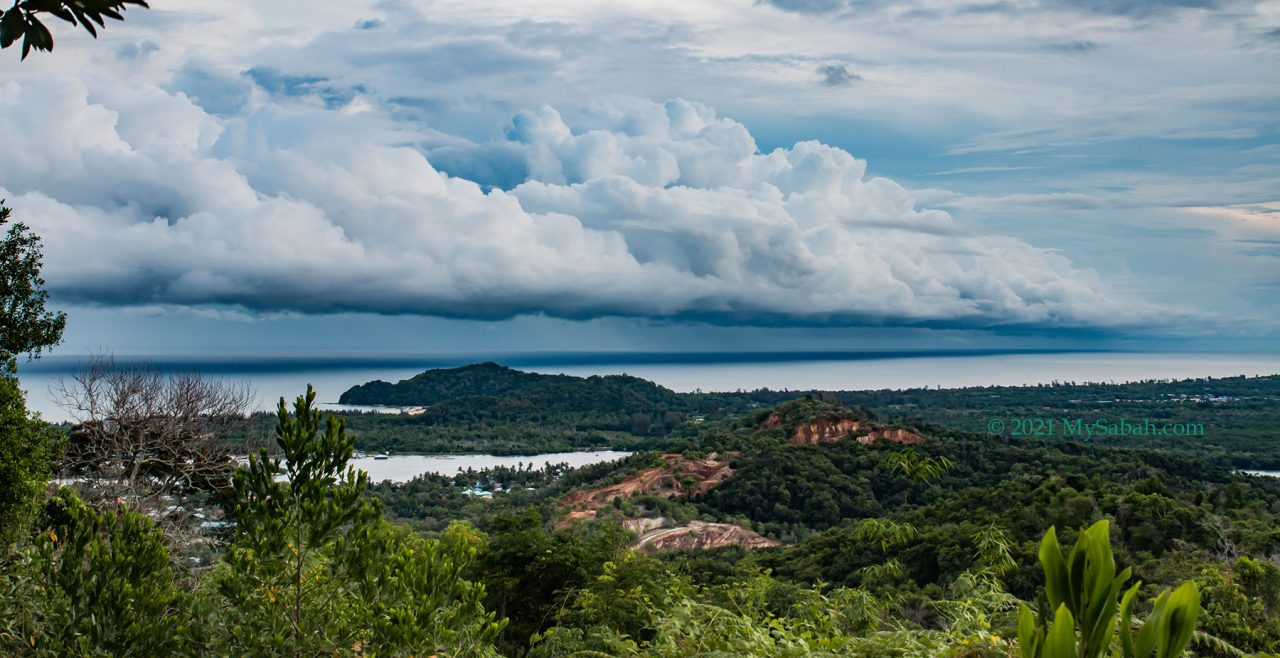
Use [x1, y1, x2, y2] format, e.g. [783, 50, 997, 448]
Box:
[16, 350, 1280, 423]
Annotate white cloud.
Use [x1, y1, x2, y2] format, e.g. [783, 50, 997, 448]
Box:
[0, 75, 1170, 329]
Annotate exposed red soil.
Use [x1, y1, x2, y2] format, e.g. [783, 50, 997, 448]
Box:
[769, 413, 927, 446]
[636, 521, 780, 552]
[786, 417, 863, 445]
[857, 427, 926, 445]
[561, 509, 598, 524]
[561, 453, 733, 510]
[621, 516, 665, 534]
[762, 412, 784, 429]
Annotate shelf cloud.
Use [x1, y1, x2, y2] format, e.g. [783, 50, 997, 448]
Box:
[0, 75, 1172, 329]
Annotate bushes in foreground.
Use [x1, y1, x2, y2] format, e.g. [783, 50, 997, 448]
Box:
[0, 386, 503, 657]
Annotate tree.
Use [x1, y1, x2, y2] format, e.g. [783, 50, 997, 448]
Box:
[0, 202, 65, 549]
[0, 0, 148, 59]
[0, 489, 191, 656]
[473, 509, 631, 653]
[52, 355, 254, 524]
[213, 386, 502, 657]
[0, 370, 63, 548]
[0, 204, 65, 364]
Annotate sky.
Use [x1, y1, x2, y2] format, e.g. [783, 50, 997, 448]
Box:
[1, 0, 1277, 356]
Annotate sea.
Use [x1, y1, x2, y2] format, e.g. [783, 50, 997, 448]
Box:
[15, 350, 1280, 424]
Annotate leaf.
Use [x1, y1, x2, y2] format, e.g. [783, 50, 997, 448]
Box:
[1039, 527, 1069, 611]
[1134, 590, 1166, 658]
[47, 6, 76, 24]
[1156, 582, 1200, 658]
[18, 0, 64, 11]
[1017, 604, 1044, 658]
[1118, 582, 1141, 658]
[30, 15, 52, 50]
[1043, 604, 1078, 658]
[68, 6, 95, 36]
[0, 13, 23, 48]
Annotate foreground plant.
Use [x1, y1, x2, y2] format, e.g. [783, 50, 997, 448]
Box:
[212, 385, 503, 657]
[0, 491, 190, 656]
[1017, 520, 1200, 658]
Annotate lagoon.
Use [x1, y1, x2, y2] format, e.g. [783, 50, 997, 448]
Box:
[350, 451, 632, 483]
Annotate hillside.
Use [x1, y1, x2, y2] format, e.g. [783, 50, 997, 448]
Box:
[366, 395, 1280, 656]
[340, 361, 685, 414]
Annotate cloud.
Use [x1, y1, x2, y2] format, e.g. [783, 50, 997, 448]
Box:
[1233, 239, 1280, 258]
[0, 75, 1170, 330]
[1045, 40, 1099, 53]
[243, 66, 366, 109]
[117, 40, 160, 60]
[169, 65, 254, 117]
[923, 166, 1042, 176]
[760, 0, 854, 14]
[816, 64, 861, 86]
[763, 0, 1227, 18]
[1043, 0, 1218, 16]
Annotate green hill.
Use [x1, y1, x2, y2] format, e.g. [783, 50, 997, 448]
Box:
[338, 362, 685, 415]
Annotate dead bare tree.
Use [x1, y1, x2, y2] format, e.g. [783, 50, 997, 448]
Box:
[1204, 513, 1240, 562]
[51, 354, 255, 552]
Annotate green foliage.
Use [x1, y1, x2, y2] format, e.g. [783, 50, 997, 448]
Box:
[550, 550, 685, 645]
[530, 566, 1016, 658]
[319, 363, 702, 454]
[888, 447, 955, 485]
[0, 1, 148, 59]
[471, 508, 632, 653]
[0, 204, 65, 362]
[698, 441, 882, 531]
[212, 384, 376, 655]
[340, 362, 684, 415]
[1017, 520, 1201, 658]
[0, 490, 190, 656]
[0, 205, 65, 549]
[1192, 559, 1280, 652]
[212, 385, 502, 657]
[0, 368, 62, 548]
[854, 518, 919, 552]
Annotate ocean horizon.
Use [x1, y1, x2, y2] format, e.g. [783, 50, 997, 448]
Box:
[16, 349, 1280, 422]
